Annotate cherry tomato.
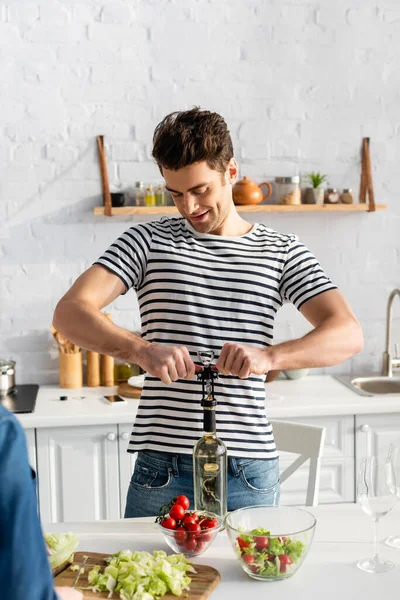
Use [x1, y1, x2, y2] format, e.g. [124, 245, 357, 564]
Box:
[250, 564, 260, 574]
[190, 512, 199, 523]
[242, 554, 255, 564]
[199, 531, 213, 543]
[183, 515, 197, 529]
[204, 517, 218, 529]
[195, 541, 206, 553]
[184, 537, 197, 551]
[278, 554, 292, 573]
[175, 495, 190, 510]
[237, 537, 250, 550]
[169, 503, 185, 521]
[268, 553, 275, 561]
[186, 522, 201, 533]
[161, 517, 176, 530]
[255, 536, 269, 551]
[174, 526, 186, 544]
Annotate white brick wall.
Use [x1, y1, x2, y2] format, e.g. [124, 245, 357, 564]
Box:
[1, 0, 399, 385]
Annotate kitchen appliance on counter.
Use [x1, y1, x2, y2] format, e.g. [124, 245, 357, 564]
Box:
[0, 384, 39, 413]
[0, 359, 38, 413]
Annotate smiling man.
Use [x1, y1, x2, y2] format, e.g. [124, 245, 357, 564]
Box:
[53, 108, 363, 517]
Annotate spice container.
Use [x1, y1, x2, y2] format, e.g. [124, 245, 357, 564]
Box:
[324, 188, 340, 204]
[134, 181, 145, 206]
[275, 176, 301, 205]
[155, 184, 168, 206]
[341, 188, 354, 204]
[145, 184, 156, 207]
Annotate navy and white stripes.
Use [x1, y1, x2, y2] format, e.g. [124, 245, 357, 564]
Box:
[95, 216, 336, 459]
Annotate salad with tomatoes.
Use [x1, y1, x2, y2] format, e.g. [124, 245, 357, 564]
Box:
[236, 528, 305, 577]
[156, 495, 221, 555]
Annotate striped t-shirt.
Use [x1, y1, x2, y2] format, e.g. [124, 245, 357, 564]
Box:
[95, 216, 336, 459]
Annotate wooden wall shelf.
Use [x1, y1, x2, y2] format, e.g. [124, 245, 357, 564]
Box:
[94, 203, 386, 216]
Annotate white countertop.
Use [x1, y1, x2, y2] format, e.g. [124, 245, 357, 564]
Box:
[45, 503, 400, 599]
[16, 375, 400, 430]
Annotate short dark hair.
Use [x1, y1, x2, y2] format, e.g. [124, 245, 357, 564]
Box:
[152, 107, 234, 175]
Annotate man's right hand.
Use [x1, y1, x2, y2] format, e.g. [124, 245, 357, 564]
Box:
[140, 343, 196, 384]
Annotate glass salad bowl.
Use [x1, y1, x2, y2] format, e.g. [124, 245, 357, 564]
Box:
[157, 510, 223, 558]
[225, 505, 316, 581]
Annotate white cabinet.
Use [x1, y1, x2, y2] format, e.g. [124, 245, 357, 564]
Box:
[25, 428, 37, 472]
[355, 413, 400, 478]
[277, 415, 355, 504]
[37, 425, 121, 524]
[118, 424, 137, 517]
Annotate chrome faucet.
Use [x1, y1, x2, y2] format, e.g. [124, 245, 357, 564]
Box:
[382, 289, 400, 377]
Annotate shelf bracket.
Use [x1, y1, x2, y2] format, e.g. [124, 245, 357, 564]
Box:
[359, 137, 376, 212]
[96, 135, 112, 217]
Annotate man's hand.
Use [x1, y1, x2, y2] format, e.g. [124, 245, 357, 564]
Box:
[55, 587, 83, 600]
[216, 343, 271, 378]
[141, 343, 196, 384]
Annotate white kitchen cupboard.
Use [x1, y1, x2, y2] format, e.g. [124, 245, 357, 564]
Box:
[25, 428, 37, 472]
[118, 423, 137, 517]
[277, 415, 355, 504]
[37, 425, 121, 524]
[355, 413, 400, 478]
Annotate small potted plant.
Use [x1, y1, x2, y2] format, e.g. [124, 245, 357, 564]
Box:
[304, 172, 327, 205]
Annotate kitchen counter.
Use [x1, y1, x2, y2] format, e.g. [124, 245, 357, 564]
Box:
[16, 375, 400, 430]
[46, 503, 400, 599]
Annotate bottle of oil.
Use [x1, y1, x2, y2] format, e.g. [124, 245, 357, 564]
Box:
[145, 184, 156, 207]
[193, 351, 227, 518]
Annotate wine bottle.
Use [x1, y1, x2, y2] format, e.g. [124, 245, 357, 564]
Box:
[193, 352, 227, 519]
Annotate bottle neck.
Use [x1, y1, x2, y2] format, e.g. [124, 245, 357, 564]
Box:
[203, 406, 216, 435]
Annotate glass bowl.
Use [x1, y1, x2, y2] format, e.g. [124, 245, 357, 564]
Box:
[225, 505, 316, 581]
[157, 510, 223, 557]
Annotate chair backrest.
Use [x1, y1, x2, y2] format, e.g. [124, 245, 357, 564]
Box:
[269, 419, 326, 507]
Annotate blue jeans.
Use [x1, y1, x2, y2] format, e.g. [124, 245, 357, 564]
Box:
[124, 450, 280, 518]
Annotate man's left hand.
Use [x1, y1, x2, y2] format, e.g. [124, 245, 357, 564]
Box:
[215, 343, 272, 378]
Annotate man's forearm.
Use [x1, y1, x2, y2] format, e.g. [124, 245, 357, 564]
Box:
[268, 316, 363, 371]
[53, 299, 150, 365]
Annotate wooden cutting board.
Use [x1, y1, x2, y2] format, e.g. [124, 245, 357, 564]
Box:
[117, 382, 142, 398]
[55, 551, 220, 600]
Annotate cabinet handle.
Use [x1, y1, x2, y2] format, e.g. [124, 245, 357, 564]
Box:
[121, 432, 130, 441]
[359, 424, 372, 457]
[106, 432, 116, 441]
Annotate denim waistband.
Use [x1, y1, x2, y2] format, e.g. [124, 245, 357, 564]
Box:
[137, 449, 277, 477]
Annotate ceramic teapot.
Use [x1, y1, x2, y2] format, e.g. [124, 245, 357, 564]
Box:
[232, 176, 273, 205]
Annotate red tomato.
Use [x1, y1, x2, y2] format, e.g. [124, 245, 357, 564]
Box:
[268, 554, 275, 561]
[195, 541, 206, 553]
[183, 515, 197, 529]
[237, 537, 250, 550]
[161, 517, 176, 530]
[186, 522, 201, 533]
[199, 531, 213, 543]
[184, 537, 197, 551]
[205, 517, 218, 529]
[191, 512, 199, 523]
[175, 495, 190, 510]
[242, 554, 255, 564]
[174, 526, 186, 544]
[255, 536, 269, 551]
[250, 564, 260, 574]
[278, 554, 292, 573]
[169, 503, 185, 521]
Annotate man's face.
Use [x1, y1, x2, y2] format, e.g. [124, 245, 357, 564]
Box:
[162, 160, 238, 235]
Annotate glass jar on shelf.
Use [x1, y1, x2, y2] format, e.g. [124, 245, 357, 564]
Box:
[144, 184, 156, 207]
[275, 176, 301, 205]
[341, 188, 354, 204]
[324, 188, 340, 204]
[134, 181, 145, 206]
[155, 184, 168, 206]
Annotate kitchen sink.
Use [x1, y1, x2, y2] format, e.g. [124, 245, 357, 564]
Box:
[335, 375, 400, 397]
